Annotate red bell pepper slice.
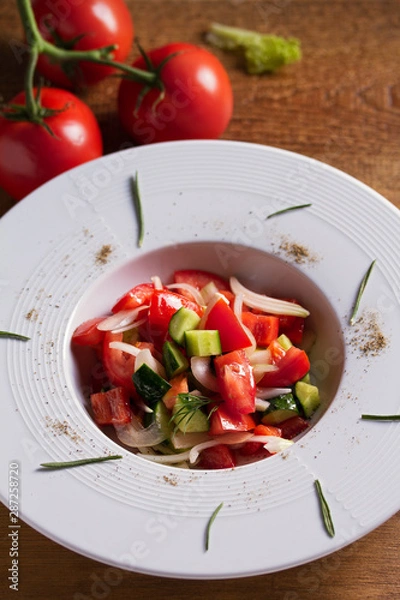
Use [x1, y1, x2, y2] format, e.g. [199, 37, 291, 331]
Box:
[214, 349, 256, 415]
[258, 345, 310, 388]
[204, 297, 252, 353]
[90, 386, 132, 426]
[241, 312, 280, 347]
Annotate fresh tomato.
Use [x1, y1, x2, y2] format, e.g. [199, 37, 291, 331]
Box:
[118, 43, 233, 144]
[278, 416, 309, 440]
[0, 88, 103, 201]
[32, 0, 134, 88]
[111, 283, 155, 313]
[90, 386, 132, 425]
[241, 312, 280, 347]
[162, 373, 189, 410]
[147, 289, 203, 344]
[204, 297, 252, 353]
[214, 349, 256, 415]
[277, 299, 305, 345]
[102, 331, 136, 394]
[258, 346, 310, 388]
[173, 269, 229, 291]
[209, 404, 256, 435]
[238, 423, 282, 456]
[71, 317, 105, 346]
[197, 444, 236, 470]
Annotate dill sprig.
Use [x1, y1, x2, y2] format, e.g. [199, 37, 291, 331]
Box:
[170, 393, 216, 433]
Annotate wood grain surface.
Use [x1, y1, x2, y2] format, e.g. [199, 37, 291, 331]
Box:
[1, 1, 399, 599]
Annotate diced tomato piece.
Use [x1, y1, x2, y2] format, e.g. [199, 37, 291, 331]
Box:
[278, 416, 309, 440]
[147, 290, 203, 346]
[197, 444, 237, 469]
[204, 297, 252, 353]
[241, 312, 280, 347]
[102, 331, 136, 394]
[238, 423, 281, 456]
[90, 386, 132, 426]
[259, 346, 310, 388]
[173, 269, 228, 291]
[162, 373, 189, 410]
[111, 283, 155, 314]
[268, 338, 287, 363]
[276, 299, 306, 345]
[214, 349, 256, 415]
[71, 317, 105, 347]
[209, 403, 256, 435]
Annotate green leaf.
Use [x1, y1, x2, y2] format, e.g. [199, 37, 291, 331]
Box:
[266, 203, 312, 219]
[361, 414, 400, 421]
[131, 172, 145, 248]
[0, 330, 30, 341]
[349, 260, 376, 325]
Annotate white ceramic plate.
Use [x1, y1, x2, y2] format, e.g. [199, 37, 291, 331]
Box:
[1, 140, 399, 579]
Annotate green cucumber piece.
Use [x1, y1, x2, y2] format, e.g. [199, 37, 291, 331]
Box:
[162, 341, 189, 379]
[184, 329, 222, 357]
[261, 392, 300, 424]
[132, 363, 171, 406]
[172, 395, 210, 433]
[168, 306, 201, 345]
[277, 333, 293, 350]
[295, 381, 320, 418]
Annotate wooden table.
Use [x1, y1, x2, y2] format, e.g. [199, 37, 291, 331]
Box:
[1, 1, 399, 598]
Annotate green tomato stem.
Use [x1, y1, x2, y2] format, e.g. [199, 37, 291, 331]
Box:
[16, 0, 157, 89]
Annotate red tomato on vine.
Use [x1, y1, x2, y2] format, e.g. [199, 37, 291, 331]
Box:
[117, 42, 234, 144]
[0, 88, 103, 201]
[32, 0, 134, 87]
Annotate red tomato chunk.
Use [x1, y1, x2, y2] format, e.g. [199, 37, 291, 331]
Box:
[90, 387, 132, 426]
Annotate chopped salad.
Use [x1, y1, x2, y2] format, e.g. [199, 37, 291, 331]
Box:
[72, 269, 321, 469]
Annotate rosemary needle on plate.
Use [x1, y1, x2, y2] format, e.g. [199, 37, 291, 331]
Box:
[131, 172, 144, 248]
[0, 331, 30, 341]
[40, 455, 123, 469]
[349, 259, 376, 325]
[361, 414, 400, 421]
[314, 479, 335, 538]
[205, 502, 224, 551]
[266, 203, 312, 219]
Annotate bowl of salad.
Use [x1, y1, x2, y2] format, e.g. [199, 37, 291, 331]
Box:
[1, 140, 399, 578]
[70, 241, 344, 470]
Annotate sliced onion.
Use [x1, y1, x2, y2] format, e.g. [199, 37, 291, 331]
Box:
[108, 341, 141, 357]
[189, 432, 253, 464]
[247, 435, 294, 453]
[230, 277, 310, 317]
[252, 363, 278, 383]
[115, 419, 166, 448]
[249, 349, 272, 365]
[137, 450, 192, 464]
[171, 430, 210, 450]
[97, 306, 149, 331]
[255, 398, 270, 411]
[232, 291, 256, 353]
[151, 275, 163, 290]
[256, 386, 292, 400]
[134, 348, 166, 378]
[166, 283, 205, 306]
[190, 356, 219, 392]
[200, 281, 219, 304]
[111, 317, 147, 334]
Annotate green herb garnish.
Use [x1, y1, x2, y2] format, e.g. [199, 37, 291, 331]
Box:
[361, 414, 400, 421]
[131, 172, 144, 248]
[349, 259, 376, 325]
[266, 203, 312, 219]
[0, 330, 30, 341]
[205, 502, 224, 551]
[170, 393, 216, 433]
[314, 479, 335, 538]
[40, 455, 123, 469]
